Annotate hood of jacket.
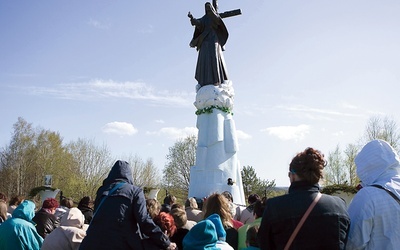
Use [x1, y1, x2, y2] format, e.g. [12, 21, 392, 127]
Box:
[355, 139, 400, 186]
[12, 200, 36, 222]
[102, 160, 134, 186]
[61, 207, 85, 228]
[206, 214, 226, 241]
[182, 219, 218, 250]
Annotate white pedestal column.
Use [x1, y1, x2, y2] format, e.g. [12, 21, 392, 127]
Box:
[188, 82, 245, 205]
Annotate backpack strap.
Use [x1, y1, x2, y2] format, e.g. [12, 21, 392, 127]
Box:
[93, 182, 126, 218]
[371, 184, 400, 205]
[284, 192, 322, 250]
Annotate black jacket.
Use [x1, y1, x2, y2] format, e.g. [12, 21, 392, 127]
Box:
[79, 160, 170, 250]
[32, 208, 59, 238]
[258, 181, 350, 250]
[78, 205, 93, 224]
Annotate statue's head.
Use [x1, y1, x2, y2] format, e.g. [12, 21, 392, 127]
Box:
[205, 2, 216, 15]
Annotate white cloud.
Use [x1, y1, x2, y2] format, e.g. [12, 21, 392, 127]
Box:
[88, 19, 111, 29]
[279, 104, 365, 118]
[102, 122, 138, 136]
[23, 79, 194, 107]
[332, 131, 344, 137]
[155, 119, 165, 124]
[261, 124, 310, 141]
[138, 24, 154, 34]
[340, 102, 358, 110]
[147, 126, 198, 140]
[236, 130, 252, 140]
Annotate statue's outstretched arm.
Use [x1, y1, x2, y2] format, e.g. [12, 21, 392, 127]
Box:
[188, 11, 201, 27]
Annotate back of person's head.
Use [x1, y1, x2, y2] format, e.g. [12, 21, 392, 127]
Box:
[78, 196, 92, 208]
[221, 191, 233, 203]
[171, 203, 184, 210]
[9, 195, 24, 206]
[146, 198, 161, 219]
[182, 219, 218, 250]
[170, 208, 188, 228]
[163, 194, 176, 205]
[60, 197, 74, 209]
[42, 198, 59, 210]
[0, 200, 7, 222]
[355, 139, 400, 186]
[153, 212, 177, 237]
[253, 198, 267, 219]
[204, 193, 233, 228]
[61, 207, 85, 228]
[246, 225, 259, 248]
[289, 147, 326, 184]
[185, 197, 199, 209]
[247, 194, 260, 205]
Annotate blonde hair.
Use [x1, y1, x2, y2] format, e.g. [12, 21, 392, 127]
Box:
[0, 200, 7, 222]
[170, 208, 187, 228]
[203, 193, 233, 228]
[146, 199, 161, 219]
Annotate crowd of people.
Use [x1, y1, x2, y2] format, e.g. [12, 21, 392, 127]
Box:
[0, 192, 94, 249]
[0, 139, 399, 249]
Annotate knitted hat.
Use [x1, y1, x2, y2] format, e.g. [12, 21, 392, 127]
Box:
[182, 219, 218, 250]
[206, 214, 226, 241]
[355, 139, 400, 186]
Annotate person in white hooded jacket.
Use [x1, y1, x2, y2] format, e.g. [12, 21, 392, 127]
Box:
[346, 139, 400, 250]
[41, 207, 87, 250]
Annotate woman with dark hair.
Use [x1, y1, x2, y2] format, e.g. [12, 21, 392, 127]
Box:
[8, 195, 24, 215]
[32, 198, 60, 238]
[258, 147, 350, 250]
[77, 196, 93, 224]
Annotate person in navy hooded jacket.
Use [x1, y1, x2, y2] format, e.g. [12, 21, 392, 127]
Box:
[80, 160, 176, 250]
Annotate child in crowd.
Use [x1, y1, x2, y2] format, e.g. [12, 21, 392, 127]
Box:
[244, 225, 259, 250]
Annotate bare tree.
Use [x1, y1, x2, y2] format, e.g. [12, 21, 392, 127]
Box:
[163, 135, 197, 195]
[126, 154, 160, 188]
[0, 117, 36, 195]
[363, 116, 400, 151]
[325, 145, 347, 185]
[66, 138, 113, 198]
[344, 143, 358, 186]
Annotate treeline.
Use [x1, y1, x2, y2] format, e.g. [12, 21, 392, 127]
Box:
[0, 117, 160, 203]
[2, 115, 399, 205]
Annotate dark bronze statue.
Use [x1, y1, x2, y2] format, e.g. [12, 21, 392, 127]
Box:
[188, 1, 241, 87]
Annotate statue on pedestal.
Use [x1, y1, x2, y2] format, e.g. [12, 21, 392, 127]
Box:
[188, 1, 245, 206]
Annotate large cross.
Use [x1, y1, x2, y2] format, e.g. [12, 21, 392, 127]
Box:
[213, 0, 242, 18]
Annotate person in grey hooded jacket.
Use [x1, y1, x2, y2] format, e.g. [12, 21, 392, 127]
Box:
[346, 140, 400, 249]
[79, 160, 176, 250]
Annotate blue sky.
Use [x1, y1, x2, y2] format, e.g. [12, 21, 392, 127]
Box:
[1, 1, 400, 186]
